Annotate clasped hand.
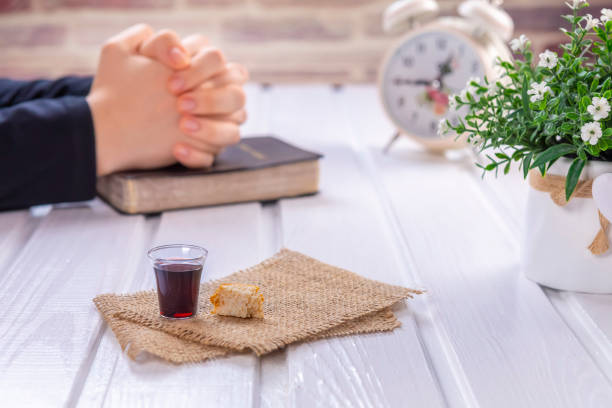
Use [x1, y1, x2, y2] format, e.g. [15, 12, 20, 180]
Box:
[86, 24, 248, 176]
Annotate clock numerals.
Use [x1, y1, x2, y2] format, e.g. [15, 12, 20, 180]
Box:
[471, 60, 480, 74]
[417, 42, 426, 54]
[403, 56, 414, 68]
[411, 111, 418, 121]
[430, 121, 438, 132]
[397, 97, 405, 107]
[436, 38, 447, 50]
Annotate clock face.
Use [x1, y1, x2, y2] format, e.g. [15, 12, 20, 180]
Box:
[381, 29, 486, 139]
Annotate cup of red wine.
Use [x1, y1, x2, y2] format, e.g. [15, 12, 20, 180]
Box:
[147, 244, 208, 319]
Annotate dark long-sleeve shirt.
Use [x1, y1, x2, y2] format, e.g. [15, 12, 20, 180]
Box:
[0, 76, 96, 211]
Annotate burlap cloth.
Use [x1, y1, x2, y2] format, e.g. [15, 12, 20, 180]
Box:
[94, 249, 421, 363]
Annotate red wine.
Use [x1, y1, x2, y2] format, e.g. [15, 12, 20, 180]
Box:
[154, 261, 203, 319]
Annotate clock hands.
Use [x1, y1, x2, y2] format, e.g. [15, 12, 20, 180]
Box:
[436, 54, 454, 89]
[392, 54, 454, 89]
[393, 78, 432, 86]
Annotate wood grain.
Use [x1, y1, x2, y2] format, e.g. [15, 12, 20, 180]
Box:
[1, 85, 610, 407]
[572, 294, 612, 342]
[266, 85, 445, 407]
[0, 209, 41, 272]
[341, 85, 612, 406]
[443, 114, 612, 393]
[0, 201, 148, 406]
[84, 204, 266, 407]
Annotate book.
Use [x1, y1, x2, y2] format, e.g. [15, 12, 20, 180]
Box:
[96, 136, 322, 214]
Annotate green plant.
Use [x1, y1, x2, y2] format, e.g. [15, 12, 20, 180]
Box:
[440, 1, 612, 200]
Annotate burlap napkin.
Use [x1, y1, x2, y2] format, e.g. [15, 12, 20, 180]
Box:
[95, 249, 421, 363]
[98, 300, 401, 363]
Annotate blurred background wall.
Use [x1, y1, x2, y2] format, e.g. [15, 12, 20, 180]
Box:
[0, 0, 610, 83]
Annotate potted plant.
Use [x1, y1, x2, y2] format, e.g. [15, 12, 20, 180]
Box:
[440, 1, 612, 293]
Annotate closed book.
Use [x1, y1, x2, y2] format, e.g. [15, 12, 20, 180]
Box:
[97, 136, 322, 214]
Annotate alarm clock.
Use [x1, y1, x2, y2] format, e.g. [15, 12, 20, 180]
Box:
[379, 0, 514, 152]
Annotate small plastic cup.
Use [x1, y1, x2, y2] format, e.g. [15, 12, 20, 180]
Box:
[147, 244, 208, 319]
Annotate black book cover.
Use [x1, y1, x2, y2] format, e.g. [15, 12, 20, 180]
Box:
[116, 136, 323, 179]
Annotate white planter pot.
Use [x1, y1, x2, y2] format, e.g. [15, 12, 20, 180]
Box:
[522, 158, 612, 293]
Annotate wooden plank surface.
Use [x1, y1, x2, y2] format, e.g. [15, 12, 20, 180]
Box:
[426, 109, 612, 390]
[0, 201, 148, 407]
[266, 85, 445, 407]
[341, 85, 612, 407]
[471, 151, 612, 386]
[572, 294, 612, 341]
[0, 209, 41, 271]
[79, 204, 265, 408]
[1, 85, 611, 407]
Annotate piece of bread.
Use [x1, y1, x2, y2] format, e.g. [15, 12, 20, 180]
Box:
[210, 283, 264, 318]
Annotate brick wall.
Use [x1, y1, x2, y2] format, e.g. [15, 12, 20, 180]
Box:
[0, 0, 610, 83]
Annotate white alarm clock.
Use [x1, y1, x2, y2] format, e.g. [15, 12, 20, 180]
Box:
[379, 0, 514, 152]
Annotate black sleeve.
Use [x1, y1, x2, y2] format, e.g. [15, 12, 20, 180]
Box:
[0, 76, 93, 108]
[0, 96, 97, 211]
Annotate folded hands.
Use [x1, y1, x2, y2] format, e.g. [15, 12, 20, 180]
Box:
[86, 24, 248, 176]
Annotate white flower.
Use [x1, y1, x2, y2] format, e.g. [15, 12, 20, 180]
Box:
[538, 49, 558, 69]
[527, 81, 553, 103]
[486, 82, 499, 97]
[509, 34, 529, 53]
[437, 119, 450, 137]
[581, 122, 603, 145]
[566, 0, 586, 10]
[470, 134, 483, 146]
[456, 77, 482, 103]
[587, 97, 611, 121]
[602, 8, 612, 23]
[582, 14, 600, 31]
[448, 96, 458, 111]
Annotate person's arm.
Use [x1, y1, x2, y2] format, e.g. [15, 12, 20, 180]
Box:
[0, 76, 93, 108]
[0, 25, 248, 211]
[0, 96, 96, 211]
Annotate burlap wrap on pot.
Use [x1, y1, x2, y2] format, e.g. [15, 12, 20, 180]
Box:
[528, 170, 610, 255]
[94, 249, 421, 363]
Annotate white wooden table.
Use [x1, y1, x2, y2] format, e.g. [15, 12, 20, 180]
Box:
[1, 85, 612, 408]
